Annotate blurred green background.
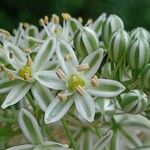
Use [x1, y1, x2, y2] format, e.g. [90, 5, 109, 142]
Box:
[0, 0, 150, 32]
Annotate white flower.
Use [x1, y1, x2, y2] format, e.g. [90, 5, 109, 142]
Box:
[6, 108, 70, 150]
[35, 41, 125, 123]
[0, 38, 57, 111]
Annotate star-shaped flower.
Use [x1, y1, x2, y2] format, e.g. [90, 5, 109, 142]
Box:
[1, 37, 57, 111]
[35, 40, 125, 123]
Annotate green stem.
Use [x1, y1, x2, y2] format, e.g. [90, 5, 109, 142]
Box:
[62, 119, 77, 150]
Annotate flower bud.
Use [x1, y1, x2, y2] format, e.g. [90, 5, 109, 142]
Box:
[102, 14, 124, 47]
[108, 30, 130, 62]
[101, 62, 112, 78]
[74, 27, 99, 57]
[141, 64, 150, 89]
[93, 13, 106, 38]
[127, 38, 150, 71]
[130, 27, 150, 43]
[120, 89, 148, 114]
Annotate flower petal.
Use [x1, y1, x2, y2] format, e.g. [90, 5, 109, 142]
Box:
[44, 97, 74, 124]
[39, 141, 69, 150]
[56, 40, 78, 74]
[0, 78, 21, 93]
[87, 79, 125, 97]
[33, 38, 56, 71]
[31, 82, 54, 111]
[1, 82, 32, 109]
[74, 90, 95, 122]
[82, 49, 103, 79]
[18, 108, 44, 144]
[34, 71, 66, 90]
[6, 144, 34, 150]
[94, 130, 113, 150]
[4, 41, 27, 69]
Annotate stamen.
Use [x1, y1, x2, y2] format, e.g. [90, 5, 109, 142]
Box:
[39, 18, 51, 37]
[51, 14, 60, 24]
[58, 93, 67, 102]
[64, 54, 72, 61]
[87, 19, 93, 25]
[61, 13, 71, 20]
[44, 16, 49, 25]
[9, 51, 13, 59]
[56, 68, 65, 79]
[27, 56, 32, 67]
[0, 64, 5, 72]
[39, 18, 45, 26]
[23, 22, 30, 29]
[24, 48, 32, 53]
[8, 72, 14, 80]
[24, 73, 31, 81]
[0, 29, 10, 37]
[77, 63, 89, 72]
[91, 75, 99, 87]
[76, 85, 85, 95]
[78, 17, 83, 24]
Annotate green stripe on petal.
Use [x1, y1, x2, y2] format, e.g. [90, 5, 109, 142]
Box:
[0, 78, 21, 93]
[56, 40, 78, 74]
[34, 71, 66, 90]
[44, 97, 74, 124]
[4, 41, 27, 69]
[18, 108, 44, 144]
[33, 38, 56, 71]
[94, 130, 113, 150]
[31, 82, 54, 111]
[74, 90, 95, 122]
[1, 82, 32, 109]
[82, 49, 103, 79]
[88, 79, 125, 97]
[6, 144, 34, 150]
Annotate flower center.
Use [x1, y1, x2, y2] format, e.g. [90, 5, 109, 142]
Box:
[68, 74, 85, 91]
[18, 65, 32, 80]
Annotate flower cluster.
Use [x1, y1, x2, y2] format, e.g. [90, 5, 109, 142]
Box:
[0, 13, 150, 150]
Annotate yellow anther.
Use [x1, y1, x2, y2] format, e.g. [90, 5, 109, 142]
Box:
[56, 68, 65, 79]
[91, 75, 99, 87]
[78, 17, 83, 23]
[0, 29, 10, 37]
[87, 19, 93, 25]
[51, 14, 60, 24]
[24, 73, 31, 81]
[44, 16, 49, 25]
[0, 64, 5, 72]
[75, 85, 85, 95]
[23, 22, 30, 28]
[24, 48, 32, 53]
[77, 63, 89, 72]
[8, 72, 14, 81]
[64, 54, 72, 61]
[39, 18, 45, 26]
[137, 132, 145, 140]
[58, 93, 67, 102]
[61, 13, 71, 20]
[27, 56, 32, 67]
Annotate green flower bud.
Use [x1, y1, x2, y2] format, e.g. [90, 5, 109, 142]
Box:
[141, 64, 150, 89]
[120, 89, 148, 114]
[74, 27, 99, 57]
[101, 62, 112, 78]
[127, 38, 150, 71]
[108, 30, 130, 62]
[93, 13, 106, 38]
[130, 27, 150, 43]
[102, 14, 124, 47]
